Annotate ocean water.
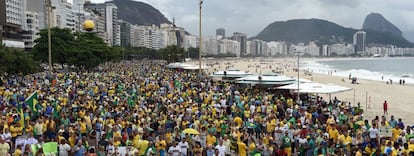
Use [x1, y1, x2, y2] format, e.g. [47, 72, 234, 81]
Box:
[303, 57, 414, 84]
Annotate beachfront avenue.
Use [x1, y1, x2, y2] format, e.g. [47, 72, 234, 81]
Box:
[1, 53, 414, 155]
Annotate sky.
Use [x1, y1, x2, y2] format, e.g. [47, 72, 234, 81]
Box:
[85, 0, 414, 40]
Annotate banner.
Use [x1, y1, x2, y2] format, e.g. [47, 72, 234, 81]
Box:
[42, 142, 58, 154]
[379, 126, 392, 138]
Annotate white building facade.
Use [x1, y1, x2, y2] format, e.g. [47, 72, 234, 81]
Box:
[22, 11, 39, 50]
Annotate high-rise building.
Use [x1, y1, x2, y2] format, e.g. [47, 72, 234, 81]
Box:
[5, 0, 26, 28]
[84, 2, 120, 46]
[232, 32, 247, 56]
[220, 38, 240, 56]
[119, 20, 131, 47]
[1, 0, 26, 48]
[130, 25, 163, 49]
[203, 36, 218, 55]
[183, 34, 197, 50]
[160, 23, 177, 47]
[0, 0, 6, 43]
[305, 42, 320, 56]
[26, 0, 46, 29]
[22, 11, 40, 50]
[247, 39, 268, 56]
[267, 41, 288, 55]
[353, 31, 366, 54]
[216, 28, 225, 39]
[51, 0, 76, 31]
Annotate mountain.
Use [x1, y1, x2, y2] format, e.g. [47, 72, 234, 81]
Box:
[110, 0, 171, 26]
[362, 13, 402, 37]
[253, 18, 414, 47]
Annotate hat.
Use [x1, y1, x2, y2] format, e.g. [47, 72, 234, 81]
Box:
[306, 135, 311, 139]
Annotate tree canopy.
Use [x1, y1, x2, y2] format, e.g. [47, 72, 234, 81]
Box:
[0, 44, 39, 76]
[32, 27, 120, 70]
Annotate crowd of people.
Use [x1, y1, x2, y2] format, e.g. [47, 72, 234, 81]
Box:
[0, 60, 413, 156]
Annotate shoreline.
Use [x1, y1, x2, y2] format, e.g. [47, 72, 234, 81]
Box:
[302, 58, 414, 86]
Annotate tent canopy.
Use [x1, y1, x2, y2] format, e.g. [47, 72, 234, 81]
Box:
[210, 69, 253, 78]
[166, 62, 208, 70]
[277, 82, 351, 94]
[236, 74, 296, 85]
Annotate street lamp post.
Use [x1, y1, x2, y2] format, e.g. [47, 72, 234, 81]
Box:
[294, 50, 302, 105]
[198, 0, 203, 77]
[46, 0, 53, 71]
[297, 51, 300, 104]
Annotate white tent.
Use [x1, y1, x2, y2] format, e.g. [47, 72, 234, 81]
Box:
[236, 73, 296, 85]
[166, 62, 208, 70]
[210, 69, 253, 78]
[277, 82, 352, 94]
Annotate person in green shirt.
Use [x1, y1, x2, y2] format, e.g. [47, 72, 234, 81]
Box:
[338, 112, 347, 125]
[307, 136, 315, 156]
[281, 131, 292, 156]
[314, 142, 327, 156]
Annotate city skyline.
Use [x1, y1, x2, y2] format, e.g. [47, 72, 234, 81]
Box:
[84, 0, 414, 40]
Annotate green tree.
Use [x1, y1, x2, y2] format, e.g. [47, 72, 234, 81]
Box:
[187, 47, 199, 59]
[159, 45, 185, 63]
[0, 45, 39, 75]
[67, 32, 112, 69]
[32, 27, 75, 66]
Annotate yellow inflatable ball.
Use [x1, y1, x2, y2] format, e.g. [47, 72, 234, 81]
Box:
[83, 20, 95, 32]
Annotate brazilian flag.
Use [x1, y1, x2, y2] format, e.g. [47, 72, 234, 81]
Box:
[25, 91, 38, 115]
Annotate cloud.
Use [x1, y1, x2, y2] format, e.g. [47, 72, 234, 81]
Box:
[318, 0, 361, 8]
[89, 0, 414, 38]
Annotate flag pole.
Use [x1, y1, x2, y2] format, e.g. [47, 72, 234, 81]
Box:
[25, 90, 37, 102]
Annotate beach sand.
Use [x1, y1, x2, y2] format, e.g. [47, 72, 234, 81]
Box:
[194, 57, 414, 125]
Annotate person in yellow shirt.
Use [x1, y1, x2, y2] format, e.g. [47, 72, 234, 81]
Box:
[343, 131, 352, 153]
[68, 133, 77, 147]
[248, 138, 256, 154]
[10, 122, 22, 149]
[266, 117, 277, 133]
[79, 119, 88, 137]
[156, 135, 167, 156]
[112, 127, 122, 147]
[328, 125, 339, 143]
[206, 132, 217, 146]
[25, 121, 33, 136]
[392, 126, 402, 142]
[355, 147, 363, 156]
[401, 143, 410, 156]
[13, 145, 22, 156]
[364, 142, 376, 156]
[138, 139, 149, 156]
[237, 137, 247, 156]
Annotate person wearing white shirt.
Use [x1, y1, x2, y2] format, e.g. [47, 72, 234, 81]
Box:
[1, 128, 11, 143]
[249, 104, 256, 114]
[368, 124, 379, 147]
[215, 139, 226, 156]
[58, 140, 71, 156]
[168, 142, 181, 156]
[222, 135, 231, 155]
[178, 138, 189, 156]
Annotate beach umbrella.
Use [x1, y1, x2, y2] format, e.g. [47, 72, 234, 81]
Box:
[182, 128, 200, 135]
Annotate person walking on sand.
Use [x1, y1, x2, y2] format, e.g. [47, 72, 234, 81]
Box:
[383, 100, 388, 116]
